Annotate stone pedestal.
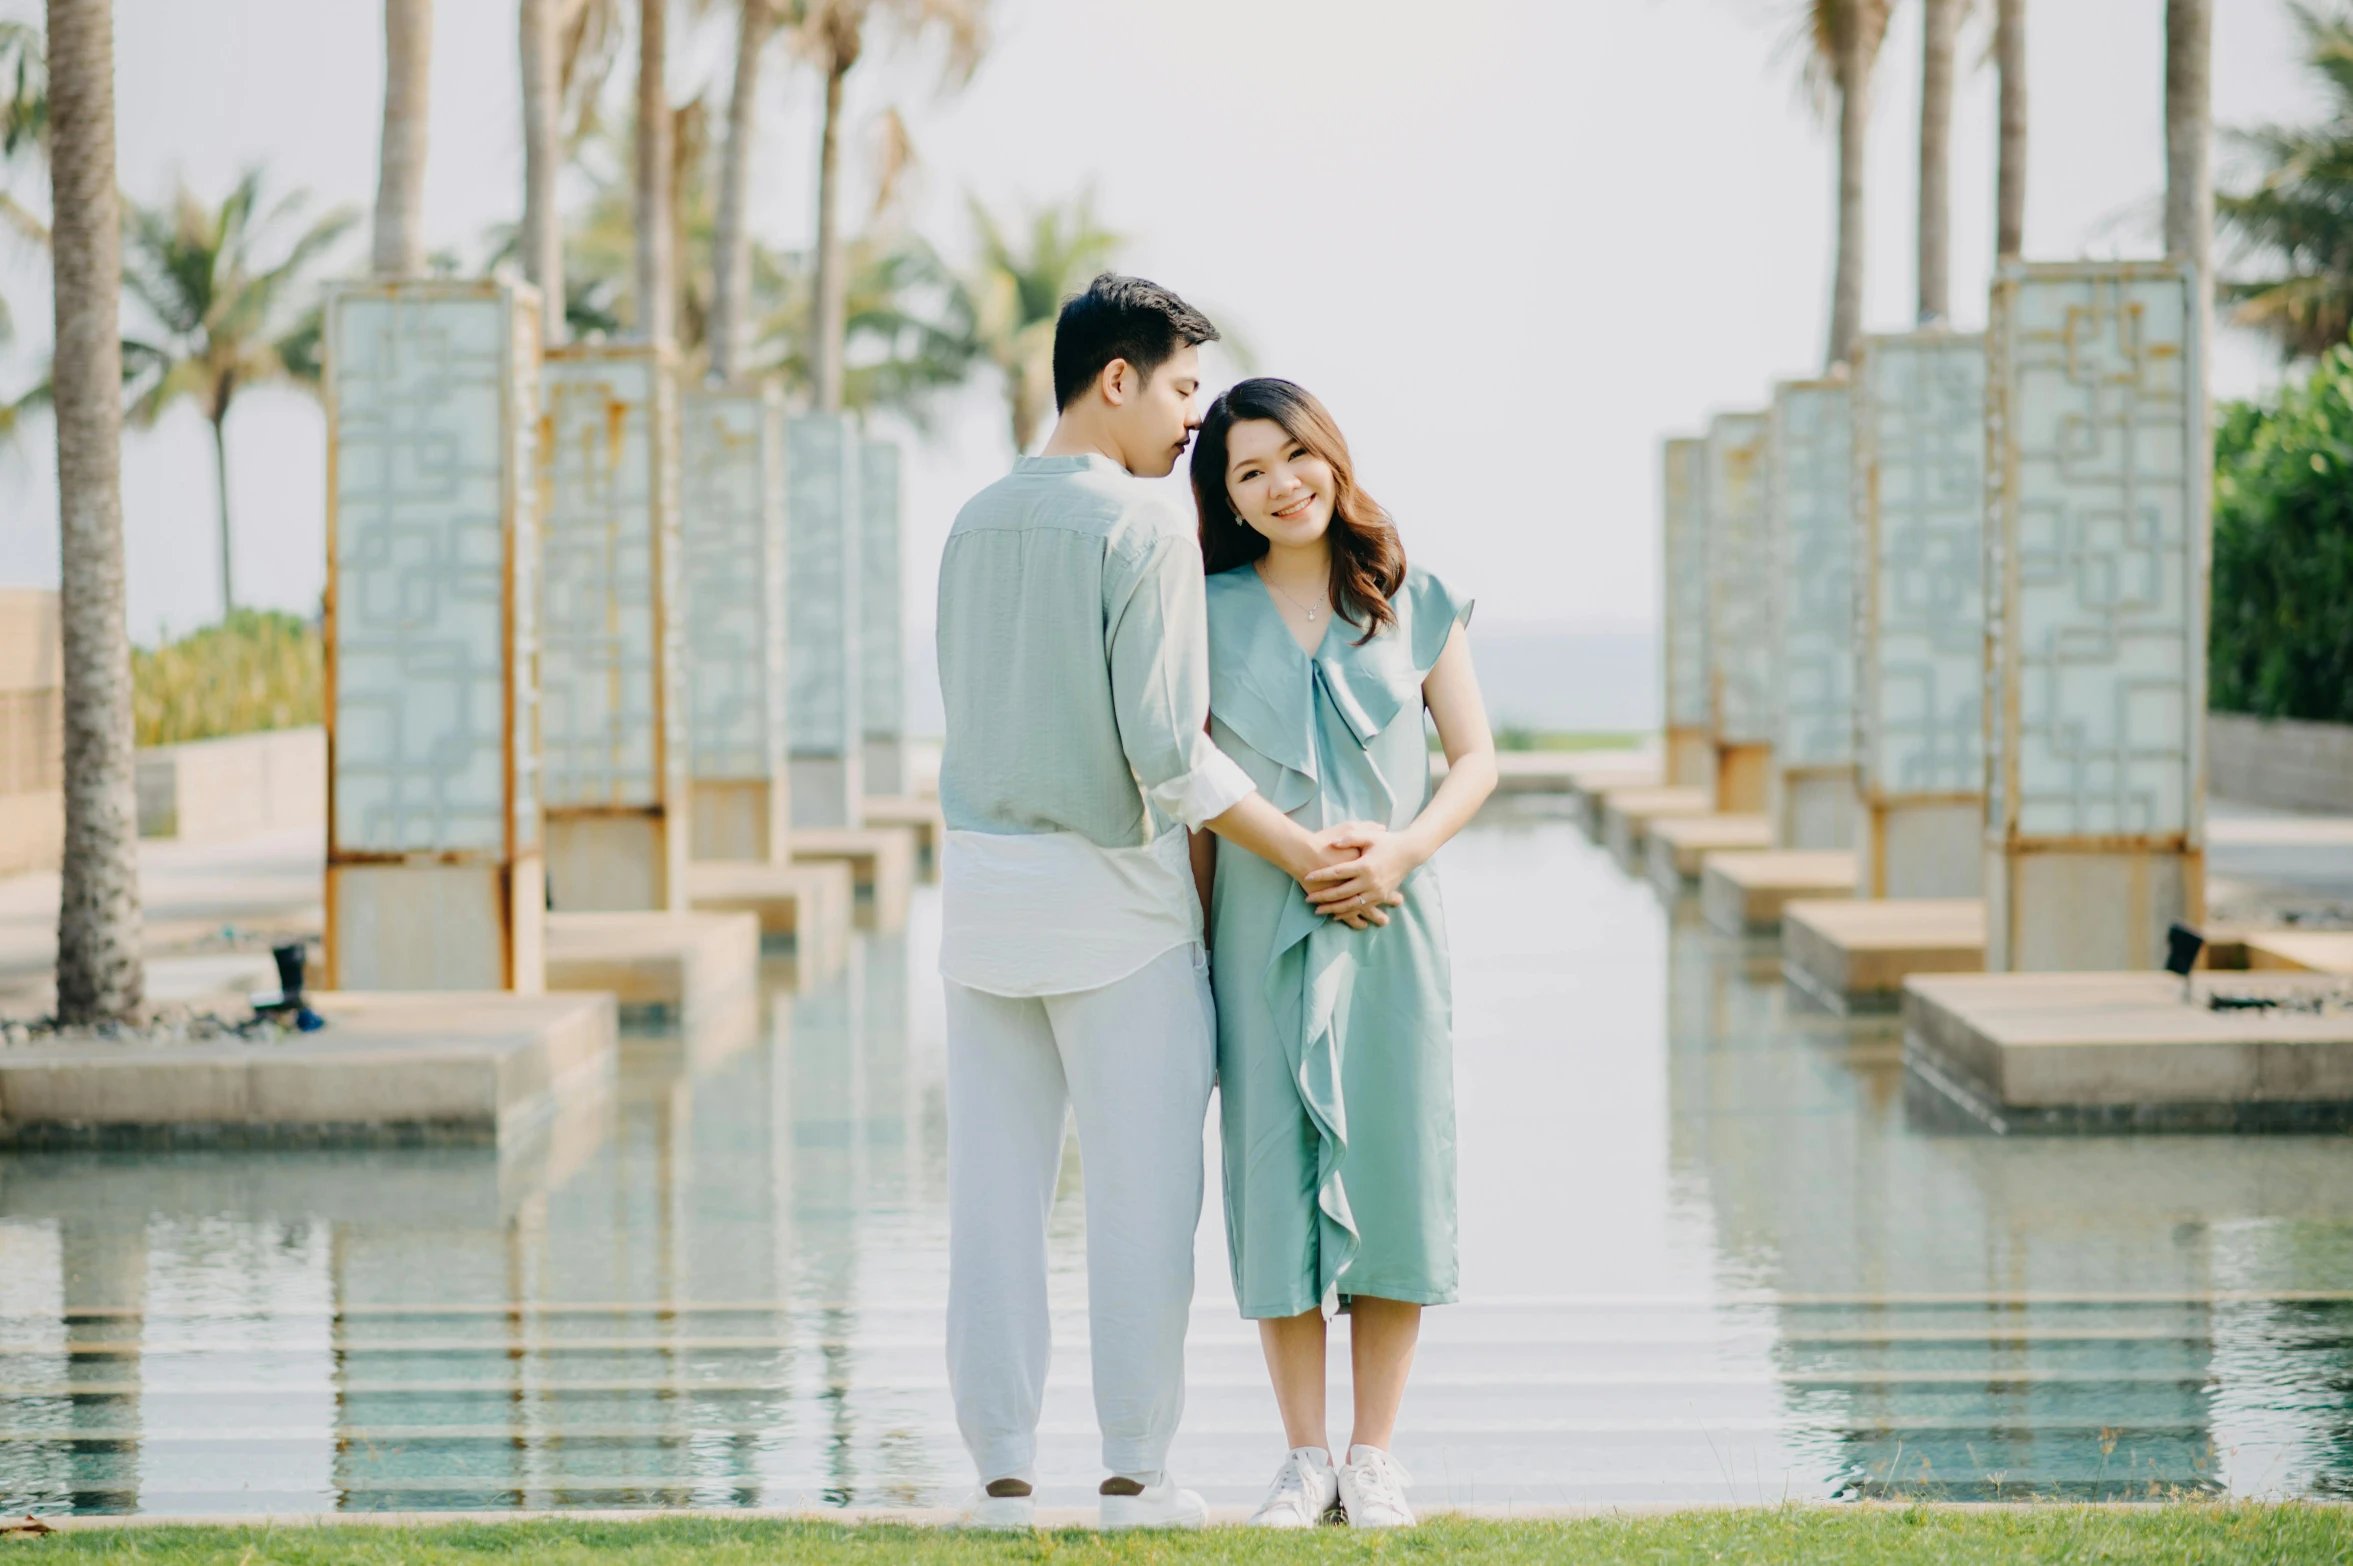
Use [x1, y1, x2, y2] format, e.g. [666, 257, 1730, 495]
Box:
[1646, 814, 1771, 893]
[1983, 262, 2207, 972]
[323, 279, 546, 991]
[539, 343, 687, 913]
[1701, 851, 1857, 936]
[859, 437, 908, 799]
[1705, 414, 1774, 813]
[679, 383, 789, 864]
[1660, 437, 1714, 791]
[1854, 329, 1986, 899]
[1600, 784, 1713, 866]
[787, 413, 864, 828]
[1766, 377, 1856, 852]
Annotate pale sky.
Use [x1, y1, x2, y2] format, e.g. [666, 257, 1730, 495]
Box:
[0, 0, 2324, 652]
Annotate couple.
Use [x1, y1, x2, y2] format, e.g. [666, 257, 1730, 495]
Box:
[935, 274, 1495, 1530]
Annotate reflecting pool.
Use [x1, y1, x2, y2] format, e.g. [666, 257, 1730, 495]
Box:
[5, 806, 2353, 1513]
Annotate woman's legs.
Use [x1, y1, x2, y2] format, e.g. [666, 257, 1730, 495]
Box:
[1346, 1296, 1422, 1452]
[1257, 1310, 1329, 1450]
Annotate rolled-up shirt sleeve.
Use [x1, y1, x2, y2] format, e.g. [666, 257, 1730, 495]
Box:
[1105, 522, 1258, 830]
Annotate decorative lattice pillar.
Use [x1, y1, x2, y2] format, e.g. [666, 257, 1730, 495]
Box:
[1659, 437, 1713, 790]
[679, 383, 789, 862]
[1853, 330, 1986, 898]
[859, 436, 906, 800]
[787, 413, 863, 828]
[1766, 376, 1857, 851]
[1704, 412, 1774, 813]
[1984, 262, 2207, 971]
[323, 279, 544, 990]
[538, 343, 687, 911]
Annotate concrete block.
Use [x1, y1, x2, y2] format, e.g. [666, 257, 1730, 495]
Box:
[1904, 970, 2353, 1130]
[1772, 767, 1855, 854]
[2244, 931, 2353, 975]
[862, 794, 944, 874]
[137, 727, 324, 842]
[2209, 713, 2353, 814]
[327, 860, 545, 994]
[686, 858, 854, 983]
[544, 909, 759, 1033]
[1701, 850, 1857, 935]
[1860, 800, 1981, 899]
[1644, 814, 1771, 893]
[1599, 786, 1712, 865]
[1782, 897, 1985, 1013]
[0, 990, 616, 1147]
[1557, 755, 1661, 837]
[793, 826, 917, 934]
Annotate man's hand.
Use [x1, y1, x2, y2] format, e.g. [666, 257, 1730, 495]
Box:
[1304, 822, 1416, 926]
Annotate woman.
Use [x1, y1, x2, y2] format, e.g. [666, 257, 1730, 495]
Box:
[1188, 378, 1497, 1530]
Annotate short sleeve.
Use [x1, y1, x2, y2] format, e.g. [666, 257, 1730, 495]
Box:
[1406, 567, 1474, 672]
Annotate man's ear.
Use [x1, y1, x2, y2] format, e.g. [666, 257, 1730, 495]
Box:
[1099, 357, 1133, 407]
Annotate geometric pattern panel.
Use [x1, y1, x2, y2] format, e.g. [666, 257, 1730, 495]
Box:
[787, 413, 861, 759]
[859, 438, 904, 744]
[1769, 379, 1855, 768]
[1661, 437, 1710, 729]
[1705, 413, 1773, 745]
[1856, 331, 1985, 803]
[327, 283, 537, 857]
[680, 387, 786, 783]
[1989, 262, 2203, 842]
[540, 348, 680, 809]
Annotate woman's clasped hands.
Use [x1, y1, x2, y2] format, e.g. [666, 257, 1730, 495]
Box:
[1297, 820, 1415, 931]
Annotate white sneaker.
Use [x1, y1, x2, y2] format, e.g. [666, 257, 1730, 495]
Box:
[1338, 1444, 1416, 1528]
[1098, 1472, 1209, 1530]
[957, 1481, 1035, 1530]
[1247, 1446, 1339, 1527]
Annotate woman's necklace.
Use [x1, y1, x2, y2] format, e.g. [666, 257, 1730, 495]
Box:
[1257, 562, 1326, 622]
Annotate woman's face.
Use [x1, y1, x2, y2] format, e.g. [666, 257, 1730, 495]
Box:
[1224, 417, 1335, 549]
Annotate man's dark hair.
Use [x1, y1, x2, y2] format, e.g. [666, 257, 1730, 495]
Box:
[1050, 273, 1219, 411]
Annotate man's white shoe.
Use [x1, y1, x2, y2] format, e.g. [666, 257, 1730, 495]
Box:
[957, 1482, 1036, 1530]
[1338, 1444, 1416, 1528]
[1247, 1446, 1339, 1528]
[1098, 1473, 1209, 1530]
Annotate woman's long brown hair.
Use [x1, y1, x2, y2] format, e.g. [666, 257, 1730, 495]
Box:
[1191, 378, 1406, 645]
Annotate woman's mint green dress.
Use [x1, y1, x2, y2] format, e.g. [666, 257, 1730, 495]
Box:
[1206, 563, 1469, 1320]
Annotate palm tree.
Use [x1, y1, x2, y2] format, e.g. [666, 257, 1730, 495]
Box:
[634, 0, 673, 343]
[959, 193, 1120, 452]
[708, 0, 786, 383]
[1995, 0, 2025, 259]
[0, 20, 47, 251]
[1916, 0, 1961, 322]
[1795, 0, 1891, 366]
[120, 170, 356, 617]
[796, 0, 989, 410]
[2218, 3, 2353, 357]
[521, 0, 563, 344]
[2166, 0, 2213, 302]
[45, 0, 142, 1023]
[372, 0, 431, 276]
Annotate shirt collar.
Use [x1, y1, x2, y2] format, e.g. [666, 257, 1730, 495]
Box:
[1013, 452, 1127, 477]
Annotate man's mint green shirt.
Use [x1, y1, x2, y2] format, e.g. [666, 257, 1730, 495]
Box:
[937, 453, 1253, 845]
[935, 453, 1255, 995]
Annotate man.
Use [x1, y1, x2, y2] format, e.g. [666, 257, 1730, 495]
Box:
[936, 274, 1359, 1529]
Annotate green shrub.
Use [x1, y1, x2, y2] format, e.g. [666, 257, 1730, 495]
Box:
[133, 609, 322, 748]
[2210, 347, 2353, 721]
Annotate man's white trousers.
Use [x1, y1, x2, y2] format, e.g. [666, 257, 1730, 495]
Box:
[944, 940, 1215, 1483]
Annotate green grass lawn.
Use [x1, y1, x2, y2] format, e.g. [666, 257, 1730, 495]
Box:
[13, 1507, 2353, 1564]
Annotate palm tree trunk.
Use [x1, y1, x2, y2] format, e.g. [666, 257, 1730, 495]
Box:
[45, 0, 143, 1024]
[1916, 0, 1957, 323]
[634, 0, 673, 345]
[812, 55, 848, 412]
[520, 0, 564, 345]
[2164, 0, 2212, 284]
[209, 411, 235, 617]
[709, 0, 770, 385]
[1825, 0, 1871, 368]
[1995, 0, 2026, 259]
[371, 0, 432, 277]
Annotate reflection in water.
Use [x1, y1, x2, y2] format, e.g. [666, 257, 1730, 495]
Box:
[3, 812, 2353, 1512]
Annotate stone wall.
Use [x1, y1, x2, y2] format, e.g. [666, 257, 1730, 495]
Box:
[137, 726, 325, 842]
[2208, 713, 2353, 813]
[0, 588, 60, 877]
